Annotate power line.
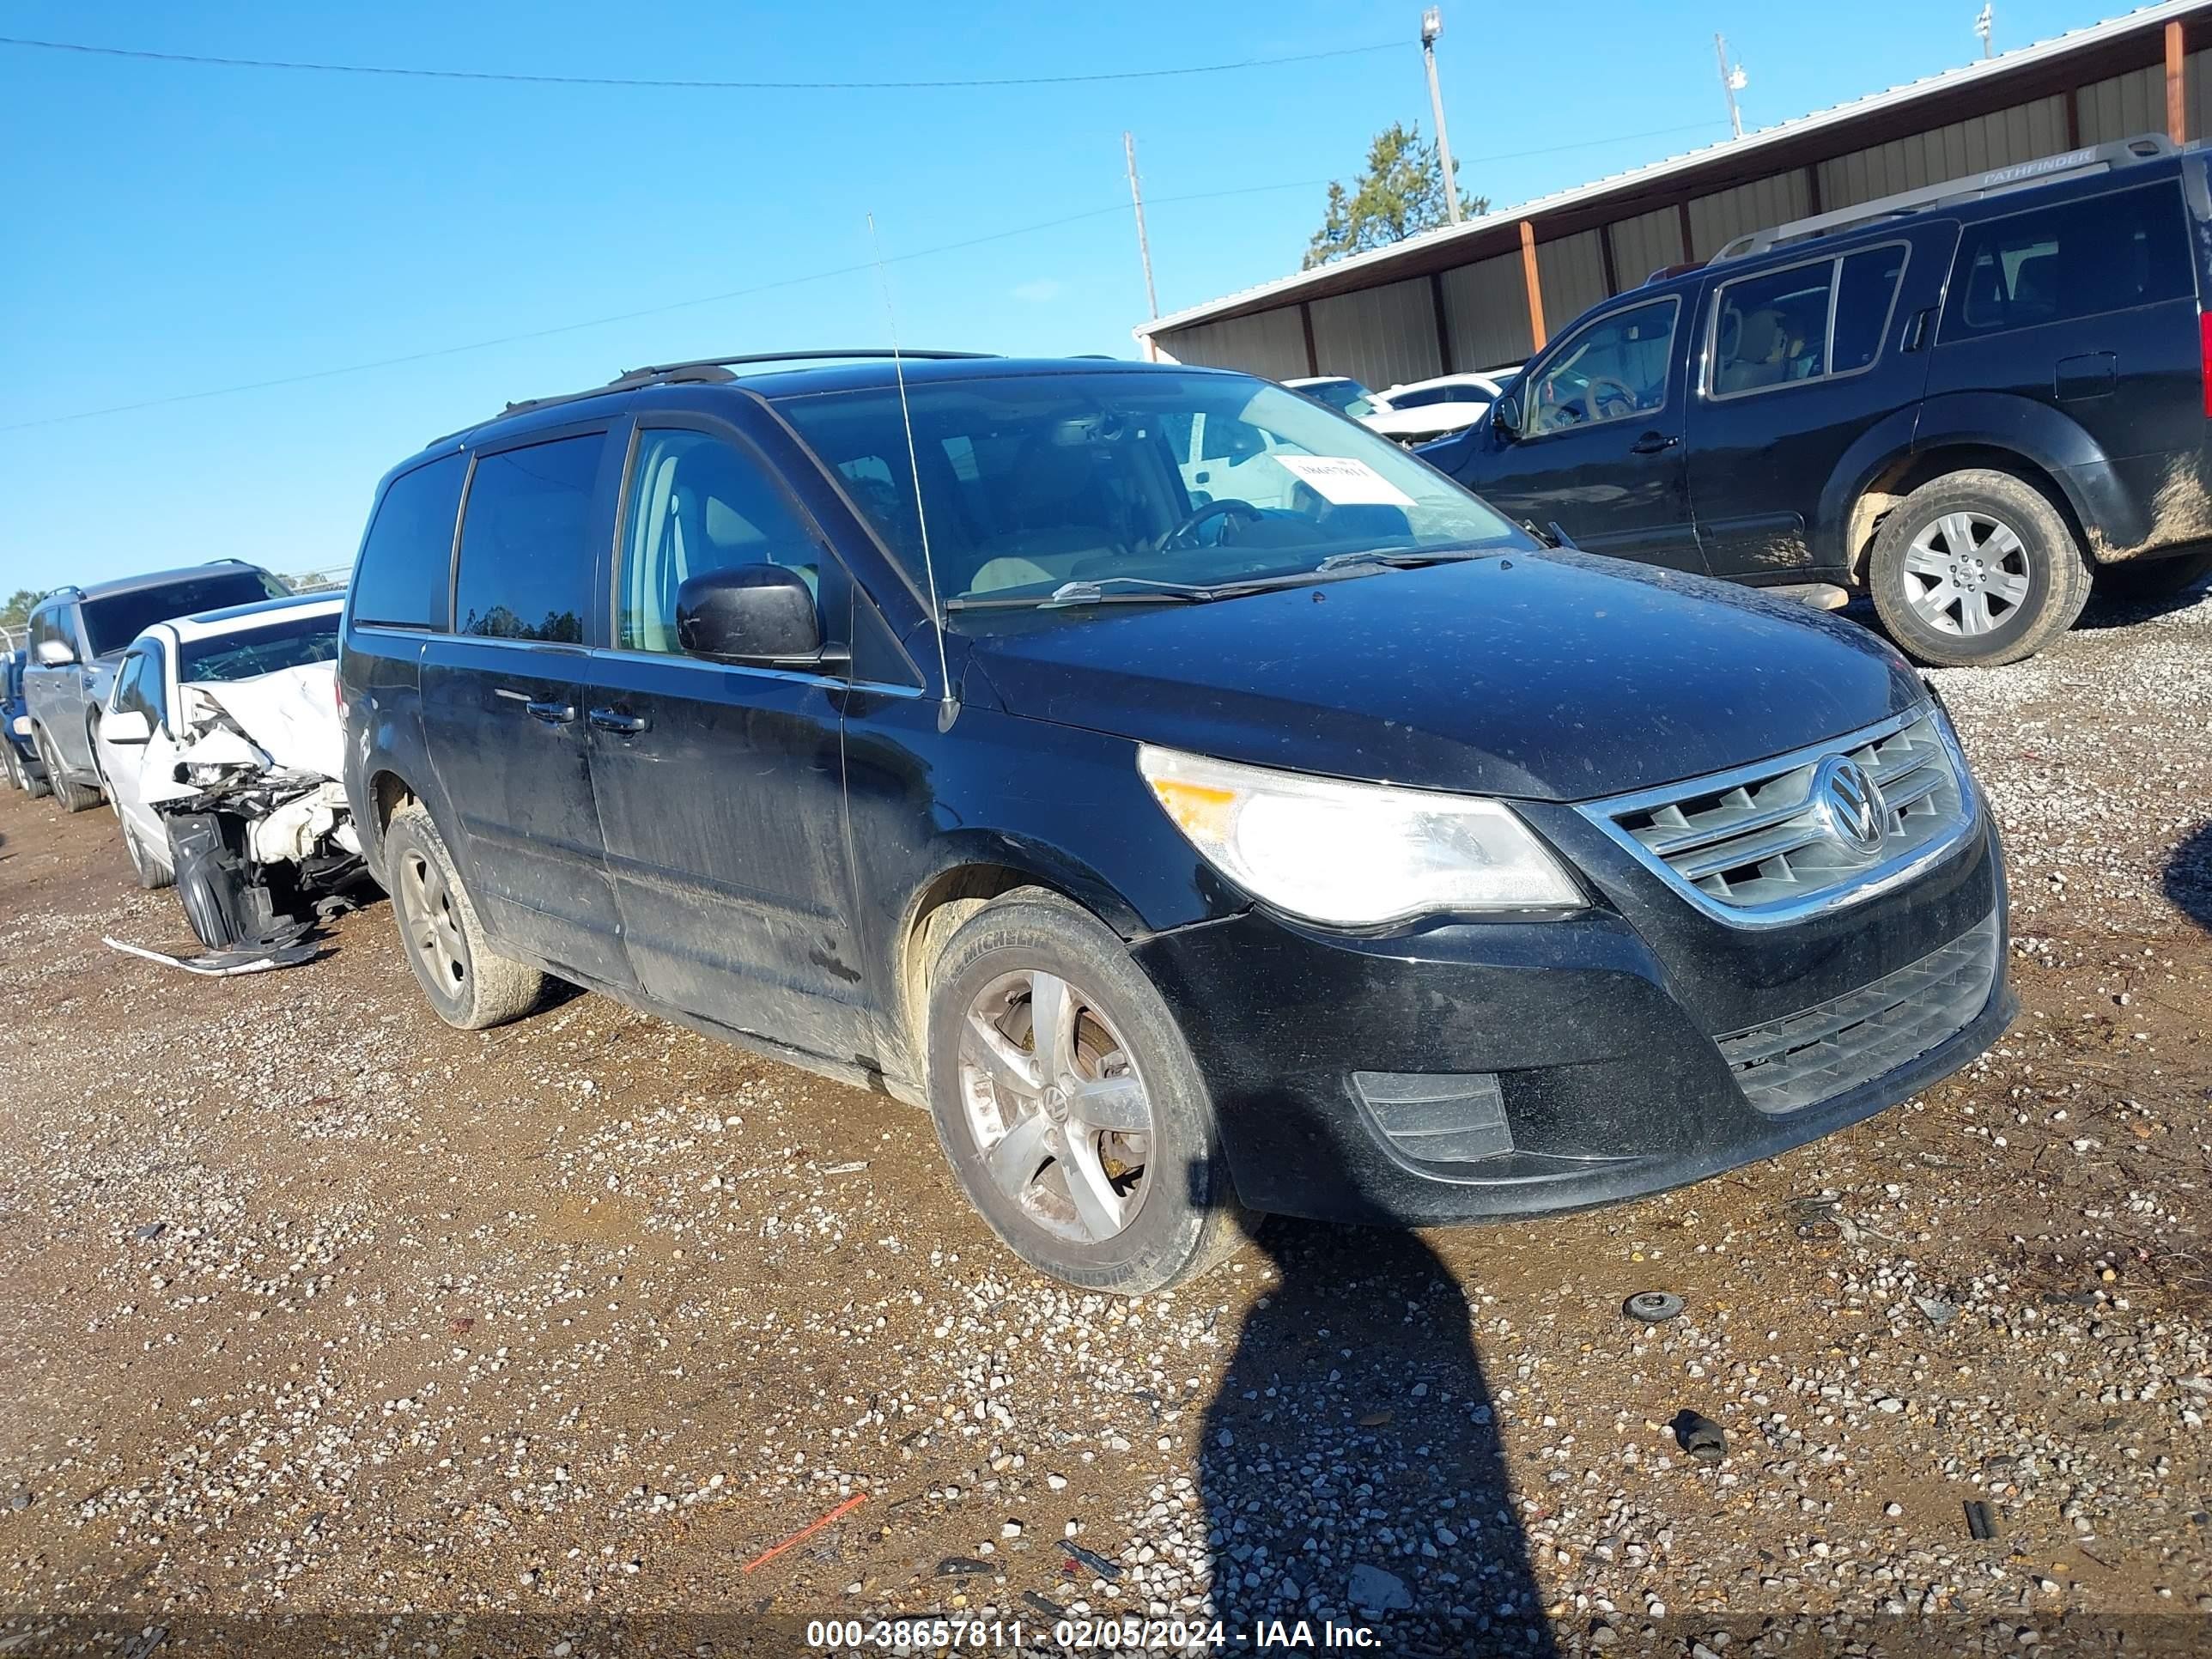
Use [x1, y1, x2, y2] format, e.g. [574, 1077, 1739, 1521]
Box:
[0, 185, 1324, 432]
[0, 33, 1399, 91]
[0, 118, 1734, 433]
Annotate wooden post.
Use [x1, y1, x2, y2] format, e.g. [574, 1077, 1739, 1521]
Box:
[2167, 19, 2186, 145]
[1519, 220, 1547, 352]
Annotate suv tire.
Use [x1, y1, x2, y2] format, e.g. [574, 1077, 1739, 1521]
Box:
[2094, 548, 2212, 601]
[1868, 469, 2092, 667]
[121, 816, 175, 890]
[384, 803, 544, 1030]
[33, 725, 103, 813]
[923, 888, 1249, 1293]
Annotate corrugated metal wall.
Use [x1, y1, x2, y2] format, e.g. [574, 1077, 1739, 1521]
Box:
[1608, 206, 1685, 287]
[1534, 230, 1609, 342]
[1308, 276, 1444, 388]
[1439, 253, 1534, 374]
[1686, 171, 1812, 259]
[1816, 95, 2069, 208]
[1155, 40, 2203, 384]
[1152, 307, 1308, 380]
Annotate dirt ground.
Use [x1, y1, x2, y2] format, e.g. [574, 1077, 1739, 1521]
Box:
[3, 582, 2211, 1658]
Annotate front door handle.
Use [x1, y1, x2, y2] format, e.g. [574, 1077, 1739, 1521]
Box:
[1629, 431, 1680, 454]
[588, 708, 650, 736]
[524, 699, 577, 726]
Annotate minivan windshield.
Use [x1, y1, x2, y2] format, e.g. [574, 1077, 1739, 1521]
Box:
[777, 371, 1522, 612]
[82, 571, 281, 657]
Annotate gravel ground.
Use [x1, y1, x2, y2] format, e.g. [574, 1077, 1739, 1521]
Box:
[2, 581, 2209, 1658]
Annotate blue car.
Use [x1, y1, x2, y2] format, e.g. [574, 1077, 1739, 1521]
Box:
[1, 647, 49, 798]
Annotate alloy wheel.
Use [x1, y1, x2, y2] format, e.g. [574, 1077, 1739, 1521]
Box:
[957, 968, 1155, 1245]
[1901, 511, 2032, 636]
[398, 848, 470, 993]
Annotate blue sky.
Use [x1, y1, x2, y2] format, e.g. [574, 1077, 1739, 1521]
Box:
[0, 0, 2126, 597]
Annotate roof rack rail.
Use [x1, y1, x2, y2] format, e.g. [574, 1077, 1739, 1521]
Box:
[1711, 133, 2176, 264]
[488, 349, 1000, 423]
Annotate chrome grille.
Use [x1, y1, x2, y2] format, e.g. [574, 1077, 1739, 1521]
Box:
[1716, 915, 1998, 1115]
[1579, 708, 1976, 927]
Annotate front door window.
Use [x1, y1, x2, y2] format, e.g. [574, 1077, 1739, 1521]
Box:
[1522, 298, 1680, 437]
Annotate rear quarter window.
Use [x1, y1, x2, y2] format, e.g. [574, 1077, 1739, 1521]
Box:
[351, 453, 466, 630]
[1942, 180, 2194, 340]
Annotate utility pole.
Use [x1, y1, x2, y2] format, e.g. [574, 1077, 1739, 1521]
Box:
[1975, 4, 1994, 58]
[1715, 33, 1747, 139]
[1122, 131, 1159, 323]
[1420, 8, 1462, 224]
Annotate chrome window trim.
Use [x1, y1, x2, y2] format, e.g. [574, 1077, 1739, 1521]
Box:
[1577, 703, 1981, 930]
[1700, 238, 1911, 404]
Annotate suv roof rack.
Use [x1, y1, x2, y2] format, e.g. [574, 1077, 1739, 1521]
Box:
[491, 349, 1001, 422]
[1711, 133, 2177, 264]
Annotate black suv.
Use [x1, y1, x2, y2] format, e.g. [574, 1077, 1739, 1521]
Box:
[21, 561, 286, 811]
[1425, 135, 2212, 666]
[340, 351, 2011, 1291]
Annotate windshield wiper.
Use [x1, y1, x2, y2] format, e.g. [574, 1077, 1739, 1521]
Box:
[1311, 548, 1489, 574]
[946, 577, 1217, 611]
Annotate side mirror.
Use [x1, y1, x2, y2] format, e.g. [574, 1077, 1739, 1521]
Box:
[33, 639, 75, 667]
[676, 564, 835, 665]
[103, 708, 153, 744]
[1491, 393, 1522, 438]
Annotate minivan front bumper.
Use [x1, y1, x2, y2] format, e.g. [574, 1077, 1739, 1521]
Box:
[1130, 812, 2011, 1226]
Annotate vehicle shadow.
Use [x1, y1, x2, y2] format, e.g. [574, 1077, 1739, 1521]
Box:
[2070, 568, 2212, 632]
[1195, 1215, 1556, 1653]
[2163, 820, 2212, 933]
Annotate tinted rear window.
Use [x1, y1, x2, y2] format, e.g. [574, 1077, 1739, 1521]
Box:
[178, 611, 340, 682]
[454, 435, 604, 643]
[352, 453, 465, 630]
[82, 571, 279, 656]
[1944, 180, 2193, 340]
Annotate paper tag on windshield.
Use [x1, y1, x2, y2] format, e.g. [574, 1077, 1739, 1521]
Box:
[1270, 454, 1418, 508]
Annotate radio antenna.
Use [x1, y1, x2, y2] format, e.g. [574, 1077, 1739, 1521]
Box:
[867, 212, 957, 727]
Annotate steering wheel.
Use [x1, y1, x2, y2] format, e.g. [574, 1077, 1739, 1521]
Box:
[1584, 375, 1638, 422]
[1162, 497, 1265, 550]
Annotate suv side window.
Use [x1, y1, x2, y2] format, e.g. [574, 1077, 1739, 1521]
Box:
[454, 434, 605, 644]
[1943, 181, 2192, 340]
[617, 428, 831, 654]
[354, 453, 466, 630]
[1709, 243, 1909, 397]
[1522, 298, 1679, 436]
[28, 602, 69, 658]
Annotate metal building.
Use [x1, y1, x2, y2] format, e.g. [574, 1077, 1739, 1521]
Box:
[1137, 1, 2212, 386]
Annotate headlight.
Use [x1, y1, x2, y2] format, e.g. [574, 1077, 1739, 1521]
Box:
[1138, 744, 1582, 927]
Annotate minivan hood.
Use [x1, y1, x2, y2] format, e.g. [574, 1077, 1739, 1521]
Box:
[963, 552, 1925, 802]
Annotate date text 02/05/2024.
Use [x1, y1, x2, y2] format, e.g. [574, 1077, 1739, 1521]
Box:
[802, 1616, 1384, 1649]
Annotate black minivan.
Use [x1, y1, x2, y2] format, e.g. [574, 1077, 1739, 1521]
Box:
[340, 352, 2012, 1291]
[1426, 136, 2212, 667]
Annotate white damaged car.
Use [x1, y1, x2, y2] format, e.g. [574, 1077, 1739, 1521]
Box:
[94, 593, 362, 945]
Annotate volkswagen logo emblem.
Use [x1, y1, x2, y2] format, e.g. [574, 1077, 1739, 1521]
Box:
[1812, 755, 1887, 855]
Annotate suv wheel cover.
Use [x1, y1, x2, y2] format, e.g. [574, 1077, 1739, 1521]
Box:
[1900, 511, 2033, 636]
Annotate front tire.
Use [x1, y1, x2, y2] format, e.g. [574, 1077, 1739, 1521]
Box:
[922, 888, 1249, 1293]
[1868, 469, 2092, 667]
[34, 725, 103, 812]
[383, 803, 544, 1030]
[122, 816, 175, 890]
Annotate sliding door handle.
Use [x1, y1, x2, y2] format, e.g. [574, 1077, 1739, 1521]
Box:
[523, 699, 577, 726]
[588, 708, 650, 736]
